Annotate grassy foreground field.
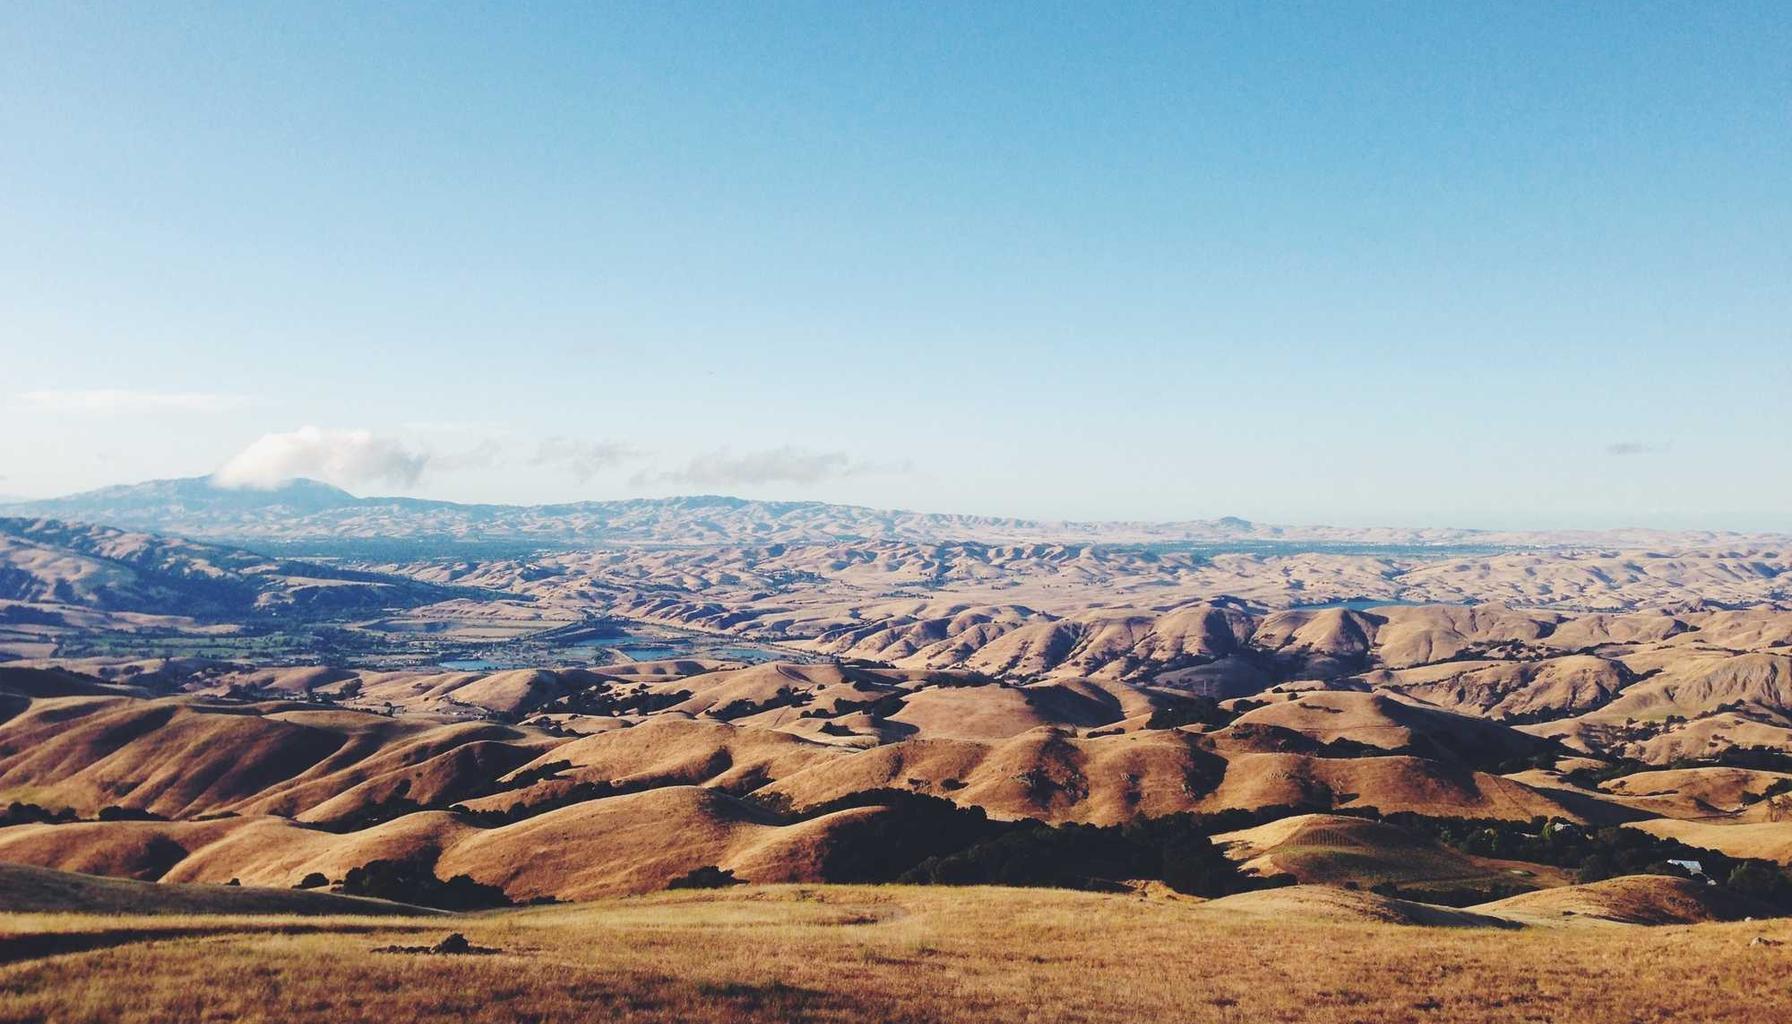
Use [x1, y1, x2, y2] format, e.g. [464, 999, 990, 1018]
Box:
[3, 885, 1791, 1024]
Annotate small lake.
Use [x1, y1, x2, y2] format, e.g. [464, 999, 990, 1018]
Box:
[1285, 599, 1439, 612]
[609, 642, 784, 664]
[438, 638, 791, 672]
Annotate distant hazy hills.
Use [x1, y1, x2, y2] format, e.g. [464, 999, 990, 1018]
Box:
[0, 517, 449, 618]
[3, 476, 1781, 551]
[0, 477, 1062, 549]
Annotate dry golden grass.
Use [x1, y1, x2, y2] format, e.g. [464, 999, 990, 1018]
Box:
[1629, 817, 1792, 866]
[1211, 813, 1577, 893]
[3, 884, 1791, 1023]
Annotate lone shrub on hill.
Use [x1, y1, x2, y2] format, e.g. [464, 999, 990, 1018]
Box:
[294, 872, 329, 890]
[666, 866, 742, 890]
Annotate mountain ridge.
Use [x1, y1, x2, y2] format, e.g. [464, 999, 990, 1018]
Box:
[4, 476, 1783, 551]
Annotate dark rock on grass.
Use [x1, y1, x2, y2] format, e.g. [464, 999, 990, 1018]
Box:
[433, 933, 471, 954]
[374, 932, 502, 956]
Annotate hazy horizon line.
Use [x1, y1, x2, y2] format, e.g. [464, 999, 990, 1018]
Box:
[3, 472, 1788, 540]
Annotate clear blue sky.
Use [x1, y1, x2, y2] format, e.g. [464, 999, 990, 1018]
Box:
[1, 2, 1787, 529]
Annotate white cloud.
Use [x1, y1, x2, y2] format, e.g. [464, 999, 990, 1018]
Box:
[17, 389, 248, 414]
[530, 437, 640, 482]
[214, 426, 428, 490]
[651, 446, 895, 488]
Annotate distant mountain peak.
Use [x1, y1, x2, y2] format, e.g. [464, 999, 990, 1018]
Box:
[2, 475, 364, 518]
[204, 475, 360, 501]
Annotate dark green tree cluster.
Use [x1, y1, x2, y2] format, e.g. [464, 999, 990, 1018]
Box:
[808, 791, 1005, 883]
[711, 685, 814, 721]
[0, 802, 77, 826]
[540, 685, 692, 718]
[780, 791, 1269, 897]
[899, 813, 1261, 897]
[1376, 811, 1792, 910]
[338, 859, 511, 910]
[1, 802, 166, 826]
[1564, 746, 1792, 788]
[1144, 695, 1243, 730]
